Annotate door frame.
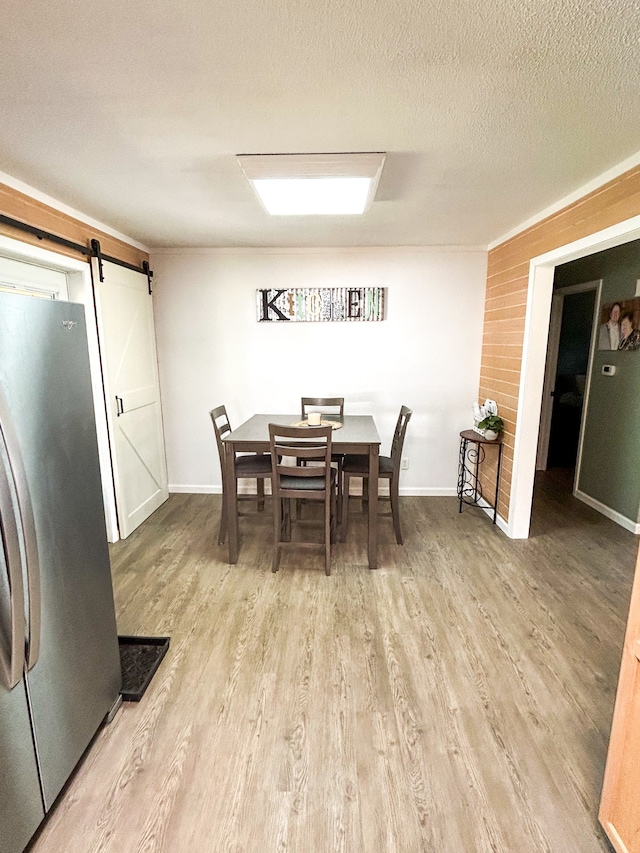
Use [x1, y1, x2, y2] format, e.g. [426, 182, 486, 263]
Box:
[536, 280, 601, 472]
[508, 213, 640, 539]
[0, 234, 118, 541]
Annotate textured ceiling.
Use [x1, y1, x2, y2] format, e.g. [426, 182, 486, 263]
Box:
[1, 0, 639, 249]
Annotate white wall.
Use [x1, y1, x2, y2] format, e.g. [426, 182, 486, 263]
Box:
[151, 247, 488, 494]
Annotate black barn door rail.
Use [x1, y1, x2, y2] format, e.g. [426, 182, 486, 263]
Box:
[0, 212, 92, 256]
[0, 213, 152, 292]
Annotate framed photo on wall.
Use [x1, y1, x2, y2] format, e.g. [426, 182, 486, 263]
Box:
[598, 297, 640, 351]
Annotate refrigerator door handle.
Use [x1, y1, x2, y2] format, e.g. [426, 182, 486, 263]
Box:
[0, 426, 27, 689]
[0, 387, 41, 670]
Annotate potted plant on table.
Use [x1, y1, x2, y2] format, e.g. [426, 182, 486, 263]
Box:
[477, 414, 504, 441]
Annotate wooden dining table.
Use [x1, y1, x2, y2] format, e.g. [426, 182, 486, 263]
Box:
[222, 414, 381, 569]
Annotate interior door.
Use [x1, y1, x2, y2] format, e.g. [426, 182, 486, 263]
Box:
[546, 289, 597, 468]
[600, 544, 640, 853]
[537, 292, 563, 470]
[536, 280, 600, 471]
[92, 259, 168, 538]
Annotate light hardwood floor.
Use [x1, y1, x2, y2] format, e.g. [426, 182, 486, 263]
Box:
[30, 474, 636, 852]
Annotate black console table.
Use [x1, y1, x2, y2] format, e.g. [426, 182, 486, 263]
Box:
[457, 429, 503, 523]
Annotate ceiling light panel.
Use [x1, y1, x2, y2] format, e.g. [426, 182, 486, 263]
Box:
[237, 153, 385, 216]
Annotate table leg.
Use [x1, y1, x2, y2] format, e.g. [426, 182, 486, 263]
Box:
[225, 443, 239, 564]
[368, 443, 378, 569]
[494, 443, 503, 524]
[458, 437, 467, 512]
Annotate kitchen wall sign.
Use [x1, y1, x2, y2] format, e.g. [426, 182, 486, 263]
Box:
[257, 287, 385, 322]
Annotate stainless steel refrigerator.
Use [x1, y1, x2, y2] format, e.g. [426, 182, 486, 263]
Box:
[0, 291, 122, 853]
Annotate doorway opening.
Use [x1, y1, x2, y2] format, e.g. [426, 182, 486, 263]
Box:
[536, 280, 600, 500]
[508, 213, 640, 539]
[547, 290, 596, 469]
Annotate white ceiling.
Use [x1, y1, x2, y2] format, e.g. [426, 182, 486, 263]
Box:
[1, 0, 639, 250]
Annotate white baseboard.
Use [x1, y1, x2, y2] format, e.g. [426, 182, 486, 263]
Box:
[170, 484, 221, 494]
[574, 490, 640, 534]
[168, 483, 510, 534]
[169, 484, 459, 497]
[399, 487, 458, 497]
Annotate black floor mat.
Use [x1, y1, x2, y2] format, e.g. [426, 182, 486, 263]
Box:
[118, 636, 170, 701]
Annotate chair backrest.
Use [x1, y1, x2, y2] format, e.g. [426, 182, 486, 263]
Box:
[210, 405, 231, 468]
[269, 424, 333, 493]
[389, 406, 412, 469]
[301, 396, 344, 419]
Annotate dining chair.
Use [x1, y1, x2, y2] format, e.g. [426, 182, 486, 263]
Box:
[269, 423, 337, 575]
[301, 396, 344, 420]
[300, 396, 345, 521]
[341, 405, 412, 545]
[210, 405, 272, 546]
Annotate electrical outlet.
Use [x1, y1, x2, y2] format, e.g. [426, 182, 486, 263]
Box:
[401, 457, 409, 470]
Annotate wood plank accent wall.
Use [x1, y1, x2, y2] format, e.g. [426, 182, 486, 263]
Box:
[480, 163, 640, 522]
[0, 181, 148, 269]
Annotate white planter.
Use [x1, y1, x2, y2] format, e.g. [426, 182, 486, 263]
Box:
[484, 429, 499, 441]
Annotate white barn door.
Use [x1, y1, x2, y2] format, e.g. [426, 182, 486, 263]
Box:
[92, 258, 168, 538]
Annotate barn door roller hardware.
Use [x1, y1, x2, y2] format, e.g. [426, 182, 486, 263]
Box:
[0, 212, 151, 285]
[90, 239, 153, 290]
[142, 261, 153, 294]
